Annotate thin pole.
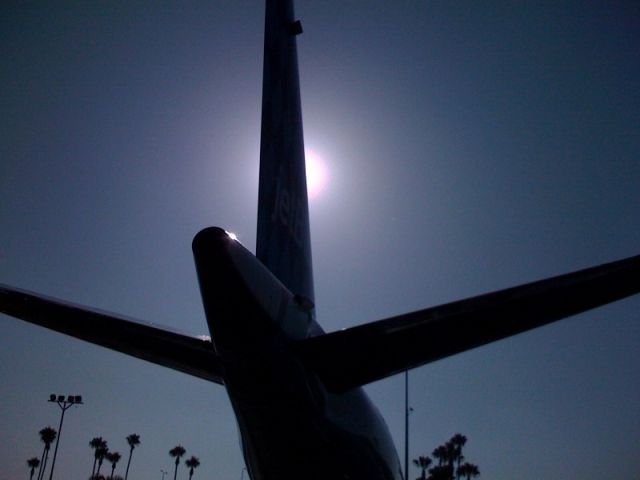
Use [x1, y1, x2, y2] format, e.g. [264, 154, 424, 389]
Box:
[404, 370, 409, 480]
[47, 403, 68, 480]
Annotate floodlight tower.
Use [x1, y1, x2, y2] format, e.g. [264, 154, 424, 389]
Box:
[47, 394, 83, 480]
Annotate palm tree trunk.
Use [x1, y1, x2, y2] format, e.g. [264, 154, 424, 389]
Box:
[91, 457, 98, 478]
[173, 459, 179, 480]
[39, 449, 50, 480]
[111, 464, 116, 479]
[30, 467, 36, 480]
[37, 450, 47, 480]
[124, 447, 133, 480]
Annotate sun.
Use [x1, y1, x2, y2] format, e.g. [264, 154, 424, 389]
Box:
[305, 149, 329, 199]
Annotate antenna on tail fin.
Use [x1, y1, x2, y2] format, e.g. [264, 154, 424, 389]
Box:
[256, 0, 314, 307]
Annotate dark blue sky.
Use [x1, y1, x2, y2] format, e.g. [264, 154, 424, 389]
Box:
[1, 2, 639, 479]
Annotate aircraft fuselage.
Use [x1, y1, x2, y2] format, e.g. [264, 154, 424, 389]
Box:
[193, 227, 402, 480]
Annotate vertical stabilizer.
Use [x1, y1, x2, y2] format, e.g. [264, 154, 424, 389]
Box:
[256, 0, 314, 306]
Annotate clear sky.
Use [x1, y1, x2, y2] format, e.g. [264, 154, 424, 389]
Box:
[1, 2, 639, 479]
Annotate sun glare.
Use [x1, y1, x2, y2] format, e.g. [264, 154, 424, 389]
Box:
[305, 149, 329, 199]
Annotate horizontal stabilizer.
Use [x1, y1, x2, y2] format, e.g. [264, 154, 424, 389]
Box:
[296, 254, 640, 392]
[0, 284, 224, 384]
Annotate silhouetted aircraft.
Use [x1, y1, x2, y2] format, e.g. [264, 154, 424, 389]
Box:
[1, 2, 639, 480]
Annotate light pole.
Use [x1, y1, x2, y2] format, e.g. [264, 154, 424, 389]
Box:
[404, 370, 409, 480]
[404, 371, 413, 480]
[47, 394, 82, 480]
[161, 469, 168, 480]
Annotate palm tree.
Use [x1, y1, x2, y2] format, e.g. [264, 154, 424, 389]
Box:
[90, 437, 107, 478]
[37, 427, 57, 480]
[412, 455, 432, 480]
[106, 451, 121, 479]
[431, 445, 447, 466]
[168, 445, 186, 480]
[428, 464, 453, 480]
[185, 456, 200, 480]
[450, 434, 467, 477]
[450, 434, 467, 453]
[124, 433, 140, 480]
[444, 440, 459, 468]
[457, 463, 479, 480]
[95, 444, 109, 476]
[27, 457, 40, 480]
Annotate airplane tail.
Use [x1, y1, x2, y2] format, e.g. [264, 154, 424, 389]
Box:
[256, 0, 314, 309]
